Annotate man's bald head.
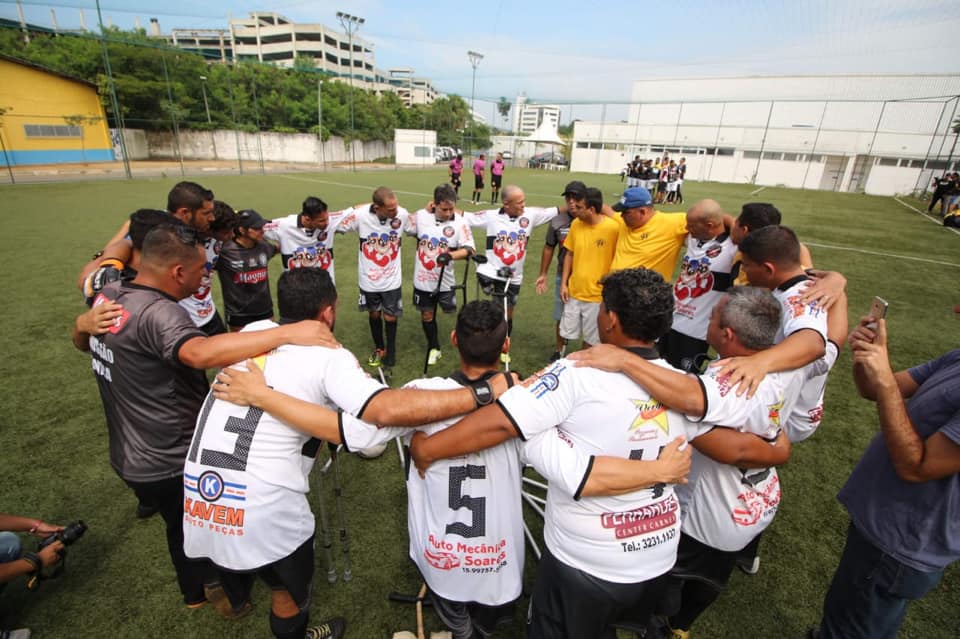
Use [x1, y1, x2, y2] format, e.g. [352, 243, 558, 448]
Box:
[686, 199, 725, 241]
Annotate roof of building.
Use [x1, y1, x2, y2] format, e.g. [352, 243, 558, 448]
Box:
[0, 53, 98, 89]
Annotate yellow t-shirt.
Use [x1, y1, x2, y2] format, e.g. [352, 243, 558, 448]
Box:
[609, 212, 688, 280]
[563, 216, 619, 302]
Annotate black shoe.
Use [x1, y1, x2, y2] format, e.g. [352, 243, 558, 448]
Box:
[549, 351, 562, 362]
[306, 616, 346, 639]
[136, 502, 158, 519]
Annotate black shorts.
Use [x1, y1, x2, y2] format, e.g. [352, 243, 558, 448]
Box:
[413, 287, 457, 313]
[359, 287, 403, 317]
[658, 329, 710, 372]
[199, 311, 227, 336]
[529, 545, 668, 639]
[226, 309, 274, 329]
[669, 532, 739, 592]
[474, 174, 485, 189]
[218, 535, 315, 610]
[477, 274, 521, 308]
[430, 590, 515, 638]
[451, 173, 462, 187]
[491, 174, 503, 188]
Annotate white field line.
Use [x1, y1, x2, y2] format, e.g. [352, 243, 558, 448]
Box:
[805, 241, 960, 268]
[749, 185, 767, 196]
[894, 197, 960, 237]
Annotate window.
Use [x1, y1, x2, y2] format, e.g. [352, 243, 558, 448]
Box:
[762, 151, 782, 161]
[716, 147, 735, 156]
[576, 142, 588, 149]
[414, 146, 432, 158]
[742, 151, 761, 160]
[878, 157, 899, 167]
[24, 124, 81, 138]
[783, 153, 800, 162]
[908, 159, 924, 168]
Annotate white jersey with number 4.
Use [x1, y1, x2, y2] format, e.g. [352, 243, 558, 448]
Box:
[498, 353, 710, 584]
[466, 207, 558, 285]
[408, 209, 475, 293]
[335, 206, 411, 292]
[339, 376, 524, 606]
[182, 320, 385, 571]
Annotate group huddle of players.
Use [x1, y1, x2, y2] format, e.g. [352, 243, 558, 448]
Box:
[72, 178, 857, 639]
[624, 155, 688, 204]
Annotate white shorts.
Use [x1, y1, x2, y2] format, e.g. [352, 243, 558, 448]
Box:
[560, 298, 600, 345]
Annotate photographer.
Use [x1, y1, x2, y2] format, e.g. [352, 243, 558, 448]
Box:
[0, 514, 64, 587]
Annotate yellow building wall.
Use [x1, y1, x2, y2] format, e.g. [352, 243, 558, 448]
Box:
[0, 58, 114, 165]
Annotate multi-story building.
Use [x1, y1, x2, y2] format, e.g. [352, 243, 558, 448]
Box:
[149, 12, 438, 106]
[512, 93, 561, 135]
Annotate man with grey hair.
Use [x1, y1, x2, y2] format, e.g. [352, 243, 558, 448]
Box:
[660, 199, 738, 372]
[569, 285, 804, 636]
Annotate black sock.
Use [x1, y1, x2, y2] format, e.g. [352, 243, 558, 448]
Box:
[507, 318, 513, 336]
[668, 579, 721, 631]
[422, 320, 439, 350]
[368, 315, 384, 351]
[384, 319, 398, 366]
[269, 610, 308, 639]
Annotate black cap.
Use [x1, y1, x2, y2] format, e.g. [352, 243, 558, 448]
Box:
[561, 180, 587, 198]
[236, 209, 267, 229]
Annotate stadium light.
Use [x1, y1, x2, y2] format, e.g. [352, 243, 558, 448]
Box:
[337, 11, 365, 172]
[467, 51, 483, 155]
[199, 75, 211, 124]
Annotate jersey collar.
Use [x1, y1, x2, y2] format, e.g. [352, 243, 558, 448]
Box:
[623, 345, 660, 360]
[776, 273, 810, 292]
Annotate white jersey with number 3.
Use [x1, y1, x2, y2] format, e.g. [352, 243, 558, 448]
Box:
[339, 376, 524, 606]
[182, 320, 384, 571]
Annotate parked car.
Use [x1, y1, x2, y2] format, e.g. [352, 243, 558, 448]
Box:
[500, 150, 513, 160]
[528, 152, 568, 168]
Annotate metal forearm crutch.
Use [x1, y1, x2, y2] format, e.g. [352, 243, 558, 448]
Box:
[378, 366, 406, 469]
[311, 451, 337, 583]
[327, 441, 353, 582]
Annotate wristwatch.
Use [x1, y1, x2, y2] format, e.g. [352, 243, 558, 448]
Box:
[469, 379, 494, 408]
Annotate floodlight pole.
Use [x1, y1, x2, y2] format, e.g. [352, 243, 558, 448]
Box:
[467, 50, 483, 156]
[96, 0, 131, 178]
[337, 11, 364, 172]
[200, 75, 212, 123]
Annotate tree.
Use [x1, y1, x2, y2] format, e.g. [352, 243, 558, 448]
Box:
[497, 97, 511, 128]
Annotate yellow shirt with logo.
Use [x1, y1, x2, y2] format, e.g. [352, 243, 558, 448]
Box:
[609, 212, 688, 280]
[562, 216, 619, 302]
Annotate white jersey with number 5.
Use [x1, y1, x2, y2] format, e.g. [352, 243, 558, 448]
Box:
[339, 376, 524, 606]
[498, 352, 709, 584]
[182, 320, 384, 570]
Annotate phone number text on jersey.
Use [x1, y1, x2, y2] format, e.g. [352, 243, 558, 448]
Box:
[620, 527, 676, 553]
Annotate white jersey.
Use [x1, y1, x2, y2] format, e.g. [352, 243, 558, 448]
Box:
[773, 275, 832, 441]
[408, 209, 475, 293]
[179, 237, 220, 327]
[466, 206, 558, 285]
[679, 365, 805, 551]
[498, 353, 709, 584]
[263, 211, 350, 282]
[335, 205, 412, 292]
[671, 234, 737, 340]
[785, 340, 839, 442]
[182, 321, 385, 570]
[339, 376, 524, 606]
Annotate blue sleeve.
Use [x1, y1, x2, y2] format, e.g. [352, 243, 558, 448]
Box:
[908, 350, 960, 386]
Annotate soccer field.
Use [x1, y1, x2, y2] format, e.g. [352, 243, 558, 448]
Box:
[1, 168, 957, 638]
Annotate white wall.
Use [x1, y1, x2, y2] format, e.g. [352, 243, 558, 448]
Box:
[142, 129, 392, 164]
[864, 164, 924, 196]
[394, 128, 436, 166]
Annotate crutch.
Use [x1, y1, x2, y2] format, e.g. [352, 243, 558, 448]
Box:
[311, 452, 338, 583]
[422, 254, 450, 375]
[495, 265, 514, 372]
[521, 473, 548, 561]
[378, 366, 406, 469]
[449, 252, 472, 308]
[327, 442, 353, 582]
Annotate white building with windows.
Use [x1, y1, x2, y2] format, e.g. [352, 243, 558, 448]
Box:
[512, 94, 561, 136]
[571, 74, 960, 196]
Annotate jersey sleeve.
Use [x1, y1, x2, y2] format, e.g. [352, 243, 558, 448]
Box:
[497, 361, 579, 440]
[322, 347, 388, 417]
[672, 212, 689, 236]
[908, 349, 960, 387]
[694, 367, 756, 427]
[781, 285, 828, 343]
[530, 206, 560, 227]
[140, 300, 206, 366]
[457, 215, 476, 251]
[462, 210, 489, 228]
[262, 219, 281, 242]
[544, 219, 560, 248]
[521, 428, 593, 499]
[332, 207, 358, 234]
[339, 412, 411, 452]
[562, 221, 578, 252]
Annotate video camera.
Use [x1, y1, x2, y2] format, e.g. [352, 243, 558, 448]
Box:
[496, 266, 515, 279]
[28, 520, 87, 590]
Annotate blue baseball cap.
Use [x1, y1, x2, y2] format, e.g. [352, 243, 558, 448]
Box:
[612, 187, 653, 211]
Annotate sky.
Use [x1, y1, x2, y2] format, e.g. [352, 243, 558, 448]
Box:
[3, 0, 960, 124]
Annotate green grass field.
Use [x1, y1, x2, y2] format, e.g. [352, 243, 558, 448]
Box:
[1, 168, 957, 638]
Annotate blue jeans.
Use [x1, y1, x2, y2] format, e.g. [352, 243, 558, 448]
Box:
[0, 531, 21, 595]
[818, 523, 944, 639]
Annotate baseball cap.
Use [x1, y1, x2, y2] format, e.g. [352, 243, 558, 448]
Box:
[236, 209, 267, 229]
[612, 187, 653, 211]
[561, 181, 587, 198]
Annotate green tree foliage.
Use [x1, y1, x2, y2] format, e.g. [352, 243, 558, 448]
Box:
[0, 25, 474, 143]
